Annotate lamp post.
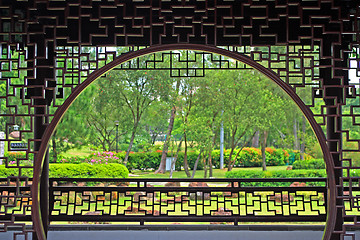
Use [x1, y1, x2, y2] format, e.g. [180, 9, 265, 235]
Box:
[115, 121, 119, 152]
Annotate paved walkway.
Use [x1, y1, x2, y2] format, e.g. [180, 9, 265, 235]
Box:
[1, 230, 326, 240]
[47, 230, 324, 240]
[1, 225, 359, 240]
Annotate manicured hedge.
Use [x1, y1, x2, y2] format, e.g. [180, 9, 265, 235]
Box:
[292, 159, 325, 169]
[115, 147, 290, 171]
[225, 169, 327, 186]
[51, 147, 300, 171]
[210, 147, 290, 168]
[0, 163, 129, 178]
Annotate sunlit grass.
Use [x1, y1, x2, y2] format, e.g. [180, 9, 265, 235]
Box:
[61, 145, 93, 158]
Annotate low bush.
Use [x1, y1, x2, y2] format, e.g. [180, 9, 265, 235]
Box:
[292, 159, 325, 169]
[212, 147, 289, 168]
[4, 152, 33, 164]
[117, 151, 203, 171]
[119, 151, 162, 170]
[4, 152, 27, 162]
[225, 169, 327, 186]
[286, 150, 313, 165]
[56, 147, 300, 171]
[59, 151, 120, 164]
[265, 148, 288, 166]
[0, 163, 129, 178]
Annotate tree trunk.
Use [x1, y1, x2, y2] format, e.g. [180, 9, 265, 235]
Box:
[208, 132, 217, 178]
[229, 149, 240, 170]
[227, 128, 248, 171]
[169, 138, 183, 178]
[252, 131, 260, 148]
[293, 118, 299, 150]
[208, 150, 213, 178]
[229, 132, 256, 170]
[151, 132, 158, 145]
[203, 155, 207, 179]
[52, 131, 57, 163]
[300, 115, 306, 160]
[123, 124, 138, 165]
[227, 147, 235, 171]
[191, 150, 202, 178]
[183, 132, 191, 177]
[155, 107, 176, 174]
[261, 130, 269, 171]
[101, 140, 107, 152]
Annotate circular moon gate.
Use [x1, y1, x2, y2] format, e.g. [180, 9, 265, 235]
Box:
[32, 44, 336, 240]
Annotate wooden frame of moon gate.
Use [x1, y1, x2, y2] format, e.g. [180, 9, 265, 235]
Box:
[0, 0, 360, 240]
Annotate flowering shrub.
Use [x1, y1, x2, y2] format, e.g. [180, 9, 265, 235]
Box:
[88, 151, 120, 164]
[59, 156, 86, 164]
[265, 147, 287, 166]
[5, 152, 26, 163]
[56, 148, 308, 170]
[59, 151, 120, 165]
[238, 147, 262, 167]
[4, 152, 33, 166]
[113, 150, 201, 171]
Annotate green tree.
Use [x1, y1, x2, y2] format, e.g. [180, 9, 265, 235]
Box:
[105, 68, 168, 164]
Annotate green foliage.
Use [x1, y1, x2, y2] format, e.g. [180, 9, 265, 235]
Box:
[292, 159, 325, 169]
[0, 165, 31, 177]
[0, 163, 129, 178]
[118, 151, 162, 170]
[264, 147, 288, 166]
[115, 150, 203, 171]
[212, 147, 289, 168]
[174, 151, 204, 170]
[225, 169, 327, 186]
[58, 151, 120, 164]
[112, 147, 290, 171]
[4, 152, 27, 162]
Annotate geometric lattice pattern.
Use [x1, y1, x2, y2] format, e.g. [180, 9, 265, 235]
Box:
[49, 178, 327, 224]
[1, 1, 360, 239]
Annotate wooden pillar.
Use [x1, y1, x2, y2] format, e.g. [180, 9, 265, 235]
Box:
[321, 37, 344, 240]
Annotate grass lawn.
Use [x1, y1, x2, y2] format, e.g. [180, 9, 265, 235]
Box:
[61, 145, 93, 158]
[130, 166, 288, 179]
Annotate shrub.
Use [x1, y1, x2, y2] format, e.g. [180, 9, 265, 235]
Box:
[3, 152, 33, 166]
[116, 151, 203, 171]
[292, 159, 325, 169]
[4, 152, 27, 162]
[59, 151, 120, 164]
[286, 150, 313, 164]
[57, 147, 298, 171]
[175, 151, 204, 170]
[120, 151, 162, 170]
[58, 156, 88, 164]
[88, 151, 120, 164]
[265, 147, 286, 166]
[212, 147, 288, 168]
[225, 169, 327, 186]
[228, 148, 262, 167]
[0, 163, 129, 178]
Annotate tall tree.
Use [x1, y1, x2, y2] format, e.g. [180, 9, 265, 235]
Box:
[105, 69, 168, 164]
